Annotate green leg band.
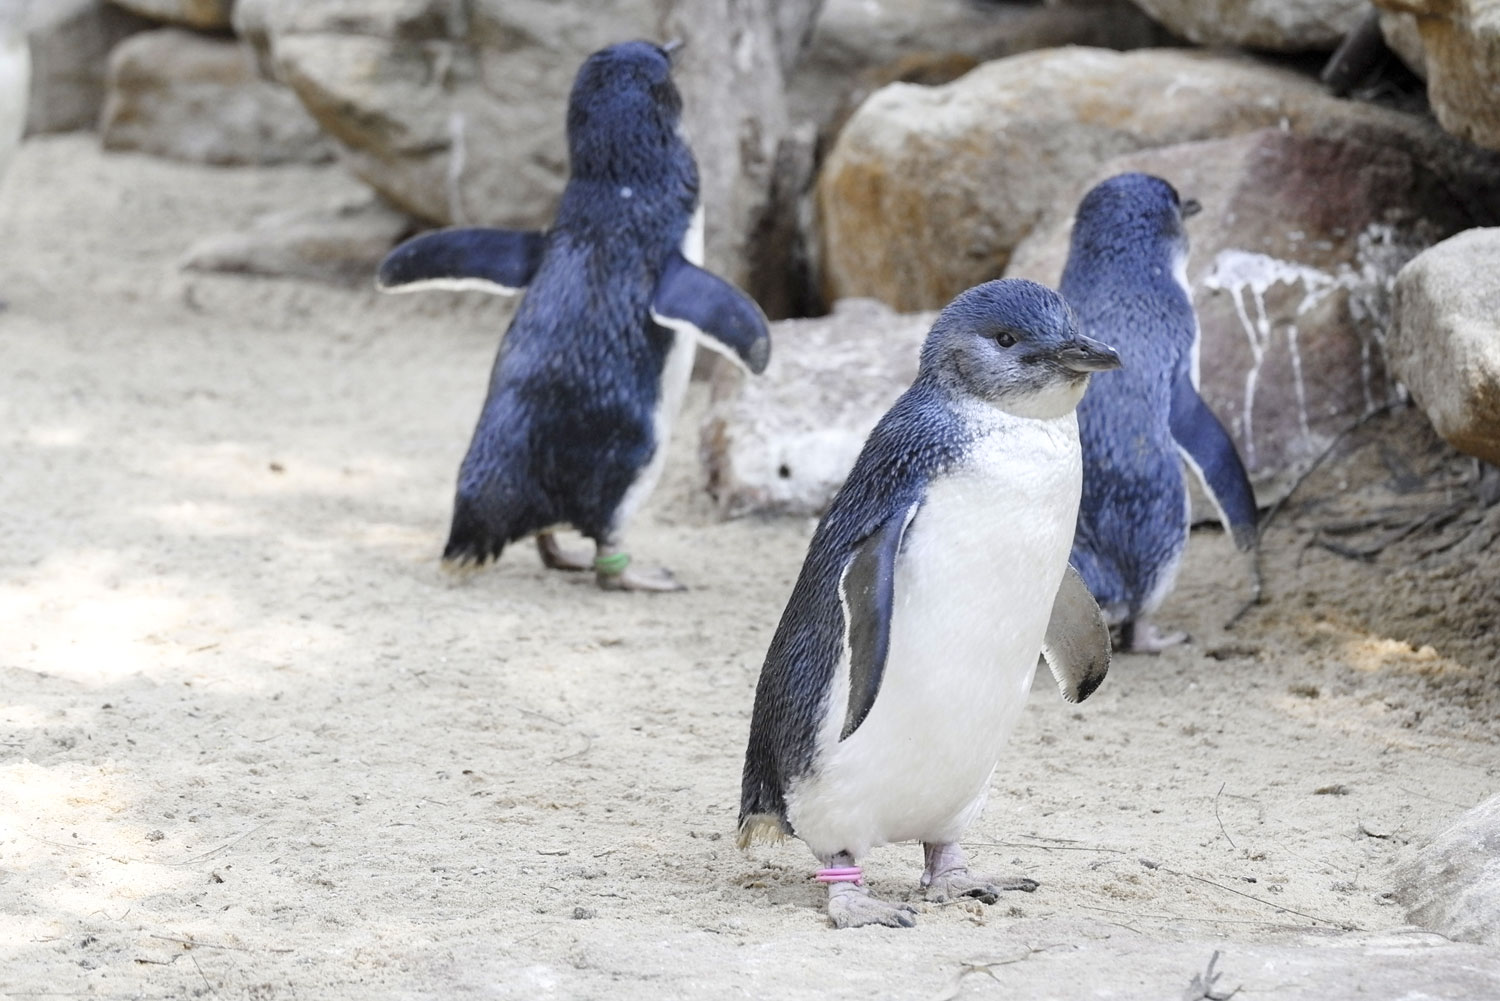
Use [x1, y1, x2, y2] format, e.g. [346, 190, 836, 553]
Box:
[594, 551, 631, 575]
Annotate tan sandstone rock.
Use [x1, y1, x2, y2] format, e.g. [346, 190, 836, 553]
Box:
[1388, 228, 1500, 466]
[1123, 0, 1368, 50]
[101, 28, 332, 165]
[108, 0, 232, 30]
[1373, 0, 1500, 150]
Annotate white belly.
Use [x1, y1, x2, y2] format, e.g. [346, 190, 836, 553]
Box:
[609, 205, 705, 535]
[786, 408, 1082, 860]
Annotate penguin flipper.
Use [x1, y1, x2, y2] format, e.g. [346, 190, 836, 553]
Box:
[376, 227, 546, 295]
[1040, 565, 1111, 703]
[838, 503, 917, 740]
[1168, 369, 1259, 551]
[651, 252, 771, 374]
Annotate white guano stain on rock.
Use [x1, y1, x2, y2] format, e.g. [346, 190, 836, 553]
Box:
[1201, 224, 1427, 465]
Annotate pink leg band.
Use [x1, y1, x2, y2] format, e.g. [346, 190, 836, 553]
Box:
[815, 866, 863, 885]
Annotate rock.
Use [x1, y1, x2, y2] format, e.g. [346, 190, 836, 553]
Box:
[818, 46, 1500, 315]
[819, 49, 1322, 311]
[1392, 794, 1500, 945]
[791, 0, 1170, 136]
[1123, 0, 1368, 51]
[701, 299, 934, 518]
[1007, 125, 1499, 496]
[107, 0, 232, 30]
[101, 28, 333, 165]
[181, 196, 415, 285]
[234, 0, 819, 307]
[1379, 10, 1428, 78]
[1373, 0, 1500, 151]
[1387, 229, 1500, 466]
[21, 0, 151, 134]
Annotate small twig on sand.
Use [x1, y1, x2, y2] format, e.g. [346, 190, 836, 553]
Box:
[964, 839, 1125, 855]
[1183, 951, 1241, 1001]
[928, 949, 1039, 1001]
[1213, 783, 1237, 850]
[1160, 867, 1358, 931]
[189, 951, 216, 994]
[163, 823, 268, 867]
[149, 934, 253, 953]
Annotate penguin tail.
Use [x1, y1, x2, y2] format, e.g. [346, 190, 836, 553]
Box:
[441, 491, 516, 566]
[736, 814, 789, 851]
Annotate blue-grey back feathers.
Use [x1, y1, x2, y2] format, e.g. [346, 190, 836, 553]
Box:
[375, 41, 769, 564]
[1063, 173, 1257, 622]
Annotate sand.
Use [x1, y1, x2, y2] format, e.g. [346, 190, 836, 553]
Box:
[2, 134, 1497, 999]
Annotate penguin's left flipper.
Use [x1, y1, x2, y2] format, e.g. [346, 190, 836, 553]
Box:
[1041, 565, 1111, 703]
[1169, 369, 1260, 551]
[837, 504, 919, 740]
[651, 252, 771, 374]
[376, 227, 546, 295]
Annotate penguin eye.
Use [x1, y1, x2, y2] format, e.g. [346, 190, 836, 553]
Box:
[993, 330, 1017, 349]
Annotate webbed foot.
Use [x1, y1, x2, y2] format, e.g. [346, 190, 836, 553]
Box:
[921, 842, 1038, 904]
[1117, 619, 1189, 654]
[536, 531, 593, 572]
[594, 549, 685, 592]
[826, 881, 917, 929]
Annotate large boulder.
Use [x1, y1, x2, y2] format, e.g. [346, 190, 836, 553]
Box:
[791, 0, 1169, 135]
[818, 47, 1500, 314]
[101, 28, 333, 165]
[1007, 126, 1494, 496]
[107, 0, 232, 30]
[819, 49, 1325, 312]
[1372, 0, 1500, 151]
[1387, 228, 1500, 466]
[701, 298, 932, 518]
[1392, 794, 1500, 945]
[233, 0, 819, 305]
[1123, 0, 1368, 51]
[20, 0, 150, 134]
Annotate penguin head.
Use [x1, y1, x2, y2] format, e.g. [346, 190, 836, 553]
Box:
[920, 279, 1121, 419]
[1068, 172, 1197, 265]
[565, 41, 691, 187]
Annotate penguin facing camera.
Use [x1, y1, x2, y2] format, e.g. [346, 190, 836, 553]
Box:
[377, 40, 770, 591]
[739, 279, 1118, 929]
[1062, 173, 1260, 653]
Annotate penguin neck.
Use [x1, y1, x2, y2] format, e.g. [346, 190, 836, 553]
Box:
[920, 370, 1087, 423]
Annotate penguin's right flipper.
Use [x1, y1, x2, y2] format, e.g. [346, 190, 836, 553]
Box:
[651, 252, 771, 374]
[1040, 565, 1111, 703]
[1169, 368, 1259, 551]
[838, 503, 919, 740]
[376, 228, 546, 295]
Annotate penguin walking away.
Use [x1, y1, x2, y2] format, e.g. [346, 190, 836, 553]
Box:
[1061, 173, 1260, 652]
[377, 40, 770, 591]
[739, 279, 1118, 929]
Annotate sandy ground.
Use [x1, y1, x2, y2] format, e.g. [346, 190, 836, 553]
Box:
[2, 135, 1498, 1000]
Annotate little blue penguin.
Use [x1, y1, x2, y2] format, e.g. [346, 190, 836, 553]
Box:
[376, 40, 770, 591]
[1061, 173, 1260, 652]
[738, 278, 1119, 929]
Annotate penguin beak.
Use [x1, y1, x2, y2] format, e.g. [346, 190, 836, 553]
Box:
[661, 38, 685, 63]
[1055, 336, 1122, 374]
[1181, 198, 1203, 219]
